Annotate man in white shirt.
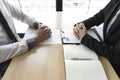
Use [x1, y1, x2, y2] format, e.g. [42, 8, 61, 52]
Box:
[0, 0, 51, 78]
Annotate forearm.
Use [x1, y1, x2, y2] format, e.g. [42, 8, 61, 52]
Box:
[81, 34, 120, 64]
[82, 10, 104, 30]
[0, 40, 29, 63]
[4, 0, 41, 28]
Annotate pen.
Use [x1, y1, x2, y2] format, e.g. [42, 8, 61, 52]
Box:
[70, 58, 92, 61]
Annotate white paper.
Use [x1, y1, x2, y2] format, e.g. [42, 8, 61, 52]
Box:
[61, 29, 81, 44]
[42, 29, 61, 44]
[24, 29, 62, 44]
[63, 45, 98, 60]
[65, 60, 108, 80]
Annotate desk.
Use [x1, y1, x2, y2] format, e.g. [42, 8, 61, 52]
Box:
[2, 45, 120, 80]
[2, 44, 65, 80]
[3, 12, 120, 80]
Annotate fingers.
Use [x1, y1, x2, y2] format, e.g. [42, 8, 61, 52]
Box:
[38, 25, 49, 30]
[37, 24, 52, 36]
[77, 23, 84, 28]
[44, 28, 52, 37]
[45, 28, 51, 34]
[73, 31, 79, 39]
[74, 23, 86, 32]
[73, 23, 83, 35]
[38, 25, 50, 31]
[73, 22, 87, 39]
[82, 25, 86, 31]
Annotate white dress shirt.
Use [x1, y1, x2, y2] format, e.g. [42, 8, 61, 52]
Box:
[0, 0, 40, 63]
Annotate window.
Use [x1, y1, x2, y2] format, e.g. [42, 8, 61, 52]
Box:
[63, 0, 110, 14]
[8, 0, 56, 13]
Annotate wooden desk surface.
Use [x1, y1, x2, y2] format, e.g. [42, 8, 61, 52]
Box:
[2, 18, 120, 79]
[2, 44, 65, 80]
[3, 44, 120, 80]
[99, 56, 120, 80]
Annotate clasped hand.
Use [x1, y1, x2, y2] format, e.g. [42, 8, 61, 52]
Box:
[35, 25, 52, 45]
[73, 23, 87, 39]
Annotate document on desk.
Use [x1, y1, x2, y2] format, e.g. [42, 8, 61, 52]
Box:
[24, 29, 62, 44]
[63, 45, 98, 60]
[65, 60, 108, 80]
[61, 29, 81, 44]
[61, 28, 100, 44]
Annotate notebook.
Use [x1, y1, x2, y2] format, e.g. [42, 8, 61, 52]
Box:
[63, 45, 98, 60]
[65, 60, 108, 80]
[24, 29, 62, 44]
[63, 43, 108, 80]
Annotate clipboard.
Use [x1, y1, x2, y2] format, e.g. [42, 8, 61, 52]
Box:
[61, 29, 81, 45]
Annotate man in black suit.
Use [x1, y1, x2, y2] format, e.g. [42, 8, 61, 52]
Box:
[73, 0, 120, 77]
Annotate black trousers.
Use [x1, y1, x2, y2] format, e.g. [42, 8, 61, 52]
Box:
[0, 59, 11, 78]
[111, 63, 120, 78]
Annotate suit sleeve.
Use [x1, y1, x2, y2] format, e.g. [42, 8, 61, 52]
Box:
[82, 1, 111, 30]
[80, 1, 120, 64]
[81, 34, 120, 64]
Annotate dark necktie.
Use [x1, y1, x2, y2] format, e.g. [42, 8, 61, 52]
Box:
[0, 11, 17, 42]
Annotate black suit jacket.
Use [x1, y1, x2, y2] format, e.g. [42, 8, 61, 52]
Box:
[81, 0, 120, 64]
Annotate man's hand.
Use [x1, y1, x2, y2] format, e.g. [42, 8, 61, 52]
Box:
[35, 25, 51, 45]
[73, 23, 87, 39]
